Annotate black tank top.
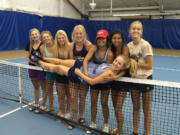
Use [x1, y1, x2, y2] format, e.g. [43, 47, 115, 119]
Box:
[73, 43, 88, 61]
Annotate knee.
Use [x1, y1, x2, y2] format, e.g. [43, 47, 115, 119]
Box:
[101, 100, 108, 108]
[133, 104, 140, 112]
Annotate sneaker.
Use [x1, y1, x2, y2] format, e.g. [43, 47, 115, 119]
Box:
[34, 104, 40, 113]
[34, 108, 40, 113]
[102, 123, 109, 133]
[28, 105, 35, 111]
[65, 113, 70, 119]
[40, 106, 46, 111]
[86, 122, 96, 134]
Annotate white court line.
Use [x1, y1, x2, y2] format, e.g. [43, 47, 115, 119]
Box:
[0, 104, 28, 118]
[4, 57, 25, 61]
[154, 67, 180, 72]
[0, 92, 57, 119]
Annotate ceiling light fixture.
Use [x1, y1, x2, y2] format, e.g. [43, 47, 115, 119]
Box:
[113, 13, 141, 17]
[89, 0, 96, 10]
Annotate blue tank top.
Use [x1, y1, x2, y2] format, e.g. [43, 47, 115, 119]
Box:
[73, 43, 88, 61]
[45, 44, 53, 58]
[59, 54, 65, 59]
[93, 48, 109, 64]
[79, 62, 111, 83]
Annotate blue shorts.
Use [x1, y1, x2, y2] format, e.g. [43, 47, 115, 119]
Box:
[68, 60, 82, 83]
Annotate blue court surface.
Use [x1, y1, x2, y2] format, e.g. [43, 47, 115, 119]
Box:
[0, 55, 180, 135]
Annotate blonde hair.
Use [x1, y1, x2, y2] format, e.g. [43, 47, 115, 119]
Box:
[29, 28, 40, 53]
[41, 30, 56, 57]
[54, 30, 69, 58]
[117, 55, 137, 77]
[71, 25, 87, 43]
[129, 20, 143, 31]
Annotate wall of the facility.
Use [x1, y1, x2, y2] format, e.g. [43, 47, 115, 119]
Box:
[0, 10, 81, 51]
[0, 0, 81, 19]
[83, 19, 180, 50]
[0, 10, 180, 51]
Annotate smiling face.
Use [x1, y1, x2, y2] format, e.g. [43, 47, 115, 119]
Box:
[30, 29, 40, 42]
[129, 21, 143, 40]
[42, 32, 52, 45]
[96, 37, 107, 48]
[57, 34, 65, 46]
[112, 56, 125, 71]
[111, 33, 123, 48]
[74, 29, 84, 43]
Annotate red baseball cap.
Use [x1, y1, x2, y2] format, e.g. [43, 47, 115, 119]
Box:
[96, 30, 109, 39]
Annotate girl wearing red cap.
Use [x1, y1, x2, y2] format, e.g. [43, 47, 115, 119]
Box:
[83, 29, 113, 133]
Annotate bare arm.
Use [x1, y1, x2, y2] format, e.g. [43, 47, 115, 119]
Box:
[85, 40, 93, 51]
[122, 46, 129, 57]
[43, 57, 62, 65]
[68, 42, 74, 59]
[75, 68, 114, 85]
[40, 45, 45, 57]
[83, 46, 97, 76]
[138, 55, 153, 69]
[25, 51, 30, 62]
[106, 49, 114, 64]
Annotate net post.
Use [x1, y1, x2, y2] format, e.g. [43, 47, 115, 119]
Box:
[18, 66, 23, 104]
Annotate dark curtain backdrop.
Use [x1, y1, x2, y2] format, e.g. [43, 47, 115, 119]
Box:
[0, 10, 180, 51]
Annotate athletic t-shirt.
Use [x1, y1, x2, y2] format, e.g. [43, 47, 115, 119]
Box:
[127, 38, 153, 78]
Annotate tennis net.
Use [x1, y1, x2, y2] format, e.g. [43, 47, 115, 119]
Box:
[0, 60, 180, 135]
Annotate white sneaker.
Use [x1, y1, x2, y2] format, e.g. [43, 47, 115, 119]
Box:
[65, 113, 70, 119]
[28, 106, 34, 111]
[102, 123, 109, 133]
[40, 106, 46, 111]
[86, 122, 96, 134]
[34, 104, 40, 113]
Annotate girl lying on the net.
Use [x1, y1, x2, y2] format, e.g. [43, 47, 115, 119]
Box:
[29, 52, 137, 85]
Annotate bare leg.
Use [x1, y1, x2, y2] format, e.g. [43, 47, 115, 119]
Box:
[30, 78, 40, 105]
[46, 80, 54, 111]
[43, 58, 75, 67]
[79, 84, 89, 121]
[39, 61, 70, 76]
[65, 85, 71, 114]
[113, 91, 126, 135]
[90, 89, 99, 123]
[131, 90, 141, 134]
[142, 90, 152, 135]
[39, 79, 46, 106]
[69, 82, 79, 122]
[56, 82, 66, 116]
[101, 89, 110, 124]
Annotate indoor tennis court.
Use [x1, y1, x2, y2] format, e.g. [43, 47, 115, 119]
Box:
[0, 0, 180, 135]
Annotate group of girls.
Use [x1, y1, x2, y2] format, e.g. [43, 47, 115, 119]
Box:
[25, 20, 153, 135]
